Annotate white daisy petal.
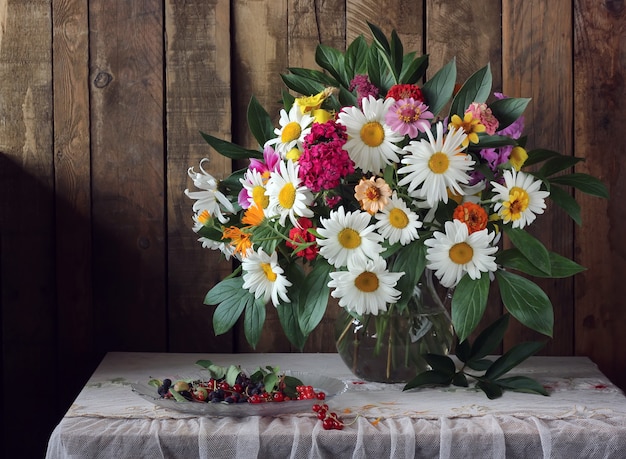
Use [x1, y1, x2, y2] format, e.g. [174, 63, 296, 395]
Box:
[265, 160, 314, 228]
[490, 169, 550, 229]
[242, 248, 292, 307]
[375, 192, 423, 245]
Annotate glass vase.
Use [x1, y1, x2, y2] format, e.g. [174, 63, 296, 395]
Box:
[334, 269, 454, 383]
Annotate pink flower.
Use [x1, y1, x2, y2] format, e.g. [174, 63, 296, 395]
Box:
[238, 146, 281, 208]
[298, 120, 354, 193]
[466, 102, 499, 135]
[349, 74, 379, 109]
[385, 98, 434, 138]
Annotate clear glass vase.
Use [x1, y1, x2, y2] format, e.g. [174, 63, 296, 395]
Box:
[334, 269, 454, 383]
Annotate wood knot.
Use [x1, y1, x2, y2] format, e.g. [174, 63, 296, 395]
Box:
[93, 71, 112, 88]
[604, 0, 624, 14]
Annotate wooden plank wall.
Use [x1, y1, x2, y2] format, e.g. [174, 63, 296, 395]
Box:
[0, 0, 624, 456]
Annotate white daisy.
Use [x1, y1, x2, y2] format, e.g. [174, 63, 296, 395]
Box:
[337, 95, 404, 173]
[264, 160, 314, 227]
[317, 207, 384, 268]
[242, 247, 292, 307]
[375, 192, 423, 245]
[185, 158, 234, 224]
[397, 122, 475, 207]
[191, 211, 237, 260]
[424, 219, 498, 288]
[239, 168, 270, 210]
[328, 257, 405, 316]
[491, 169, 550, 229]
[264, 104, 314, 157]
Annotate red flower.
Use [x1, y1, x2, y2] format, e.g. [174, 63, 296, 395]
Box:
[385, 83, 424, 102]
[286, 217, 319, 261]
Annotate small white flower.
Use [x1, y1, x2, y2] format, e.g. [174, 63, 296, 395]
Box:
[317, 207, 384, 268]
[397, 122, 474, 207]
[242, 247, 292, 307]
[375, 192, 422, 245]
[264, 160, 314, 227]
[337, 95, 404, 173]
[185, 158, 234, 224]
[264, 104, 314, 157]
[328, 257, 405, 316]
[424, 219, 498, 288]
[491, 169, 550, 229]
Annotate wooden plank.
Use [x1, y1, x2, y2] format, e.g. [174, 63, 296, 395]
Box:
[427, 0, 504, 345]
[52, 0, 96, 416]
[502, 0, 574, 355]
[231, 0, 290, 352]
[288, 0, 346, 353]
[89, 0, 167, 352]
[573, 0, 626, 389]
[0, 2, 56, 457]
[165, 0, 234, 352]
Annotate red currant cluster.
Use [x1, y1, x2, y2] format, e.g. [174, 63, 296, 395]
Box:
[312, 403, 344, 430]
[296, 385, 326, 400]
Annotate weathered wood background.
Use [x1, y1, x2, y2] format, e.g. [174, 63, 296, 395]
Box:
[0, 0, 624, 456]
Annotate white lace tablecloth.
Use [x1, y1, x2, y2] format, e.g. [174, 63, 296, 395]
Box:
[45, 352, 626, 458]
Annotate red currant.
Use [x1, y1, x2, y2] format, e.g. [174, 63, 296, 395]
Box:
[316, 392, 326, 400]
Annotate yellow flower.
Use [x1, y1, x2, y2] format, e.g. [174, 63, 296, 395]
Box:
[449, 112, 486, 147]
[509, 146, 528, 171]
[311, 108, 333, 123]
[295, 87, 336, 114]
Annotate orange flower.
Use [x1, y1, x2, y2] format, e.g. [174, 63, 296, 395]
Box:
[222, 226, 252, 257]
[453, 202, 488, 234]
[241, 204, 265, 227]
[354, 176, 392, 214]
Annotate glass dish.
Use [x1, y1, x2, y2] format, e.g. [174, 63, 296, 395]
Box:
[131, 370, 347, 417]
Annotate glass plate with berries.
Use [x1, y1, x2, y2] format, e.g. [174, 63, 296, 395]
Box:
[131, 360, 347, 417]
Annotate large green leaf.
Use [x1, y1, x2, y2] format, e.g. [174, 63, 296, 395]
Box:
[344, 35, 369, 78]
[315, 44, 347, 87]
[277, 302, 307, 350]
[244, 298, 266, 349]
[451, 272, 490, 342]
[450, 64, 492, 117]
[390, 241, 426, 310]
[297, 262, 332, 336]
[200, 131, 262, 160]
[498, 248, 586, 278]
[247, 96, 274, 146]
[503, 226, 551, 275]
[280, 73, 326, 99]
[539, 155, 584, 177]
[523, 148, 561, 167]
[484, 341, 546, 380]
[550, 173, 609, 198]
[488, 97, 530, 131]
[471, 135, 517, 149]
[399, 53, 428, 85]
[468, 313, 510, 361]
[495, 376, 549, 396]
[548, 185, 581, 225]
[205, 278, 254, 335]
[421, 58, 456, 117]
[285, 67, 339, 86]
[495, 270, 554, 337]
[403, 370, 454, 391]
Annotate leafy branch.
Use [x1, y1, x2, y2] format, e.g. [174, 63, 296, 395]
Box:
[403, 315, 548, 399]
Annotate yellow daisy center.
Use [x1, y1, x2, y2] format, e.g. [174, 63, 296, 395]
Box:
[252, 185, 269, 209]
[503, 186, 530, 221]
[449, 242, 474, 265]
[354, 271, 379, 293]
[278, 182, 296, 209]
[197, 209, 210, 225]
[389, 208, 409, 229]
[428, 152, 450, 173]
[281, 122, 302, 143]
[261, 262, 277, 282]
[360, 121, 385, 147]
[338, 228, 361, 249]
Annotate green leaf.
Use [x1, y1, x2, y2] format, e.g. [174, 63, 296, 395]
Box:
[399, 53, 429, 85]
[200, 131, 262, 160]
[226, 365, 243, 388]
[539, 155, 584, 177]
[389, 29, 404, 79]
[280, 73, 326, 99]
[550, 173, 609, 198]
[452, 372, 469, 387]
[345, 35, 369, 78]
[450, 64, 492, 117]
[495, 376, 549, 396]
[403, 370, 454, 391]
[424, 353, 456, 376]
[503, 226, 551, 275]
[485, 341, 546, 380]
[475, 380, 503, 399]
[469, 314, 510, 361]
[523, 148, 562, 167]
[488, 97, 530, 131]
[367, 22, 391, 54]
[497, 248, 586, 278]
[466, 358, 493, 372]
[547, 185, 581, 225]
[421, 58, 456, 117]
[455, 339, 471, 363]
[297, 262, 332, 336]
[390, 240, 426, 310]
[277, 302, 307, 350]
[285, 67, 339, 86]
[471, 134, 518, 149]
[168, 388, 188, 402]
[451, 272, 490, 343]
[244, 298, 266, 349]
[315, 44, 347, 87]
[247, 96, 274, 146]
[495, 270, 554, 337]
[205, 278, 253, 335]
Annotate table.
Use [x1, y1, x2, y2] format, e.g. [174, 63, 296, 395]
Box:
[46, 352, 626, 458]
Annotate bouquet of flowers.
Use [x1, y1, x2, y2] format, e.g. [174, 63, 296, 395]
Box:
[186, 24, 607, 394]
